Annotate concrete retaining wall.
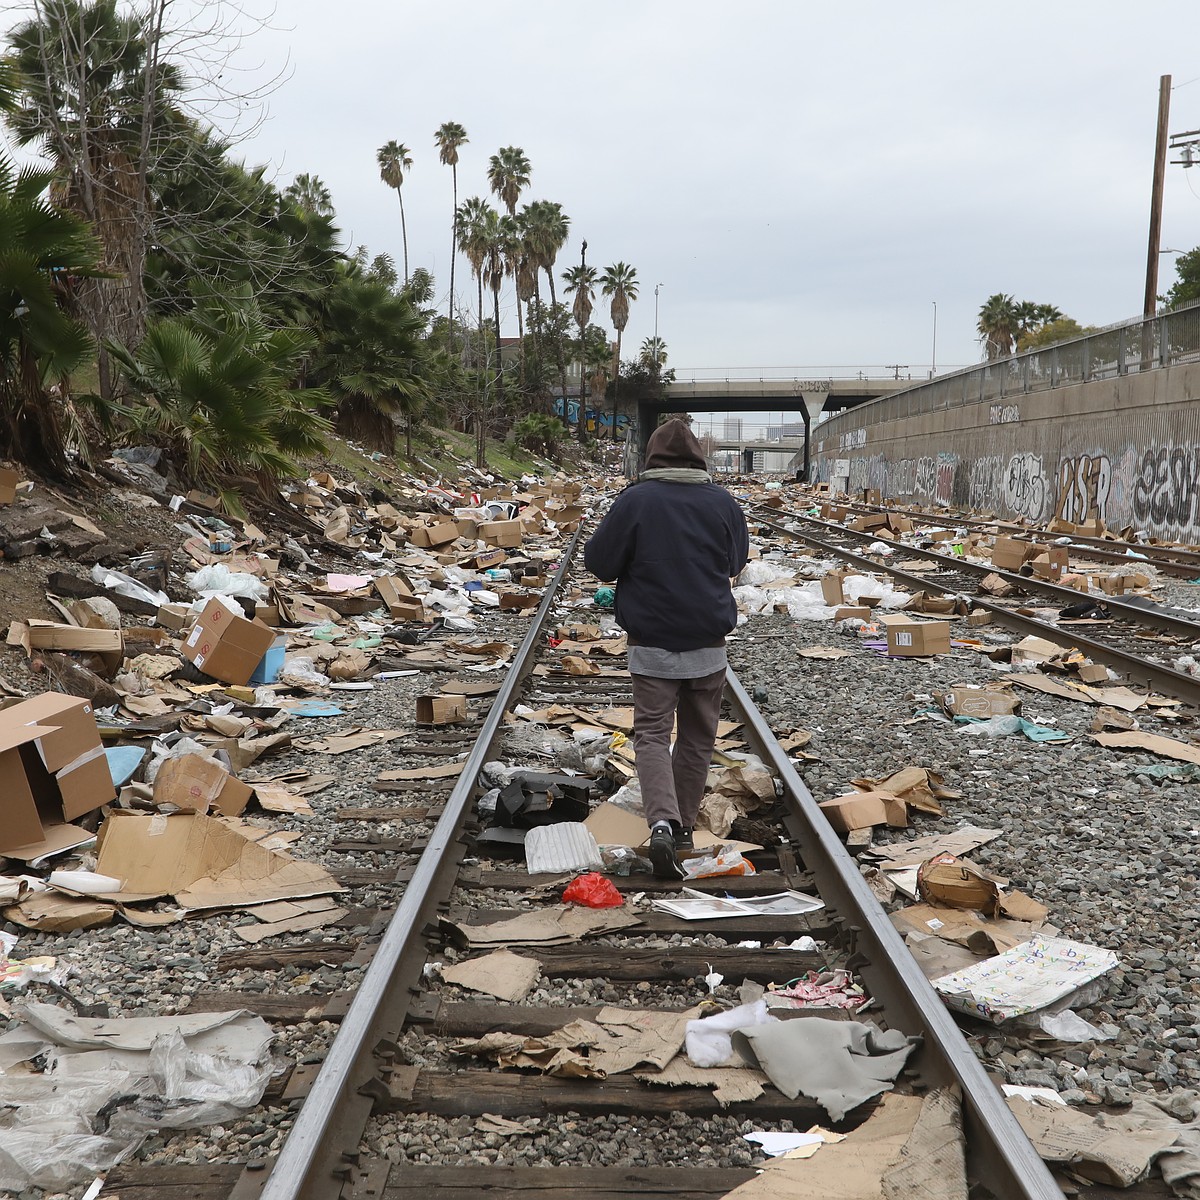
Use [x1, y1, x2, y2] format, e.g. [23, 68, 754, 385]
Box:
[811, 362, 1200, 543]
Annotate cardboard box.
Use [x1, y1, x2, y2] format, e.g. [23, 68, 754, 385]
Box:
[990, 537, 1029, 571]
[416, 694, 467, 725]
[821, 570, 851, 606]
[410, 521, 459, 548]
[455, 518, 479, 539]
[939, 688, 1019, 719]
[153, 753, 253, 818]
[477, 520, 523, 548]
[375, 575, 423, 622]
[833, 606, 872, 622]
[0, 693, 114, 853]
[1077, 663, 1110, 684]
[473, 548, 508, 570]
[182, 596, 277, 687]
[819, 791, 908, 833]
[157, 604, 192, 632]
[500, 591, 541, 610]
[254, 603, 281, 627]
[878, 614, 951, 657]
[1029, 548, 1068, 581]
[967, 609, 993, 627]
[0, 467, 17, 505]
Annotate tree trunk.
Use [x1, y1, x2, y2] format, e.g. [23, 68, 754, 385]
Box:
[448, 165, 458, 349]
[610, 328, 623, 440]
[398, 190, 409, 284]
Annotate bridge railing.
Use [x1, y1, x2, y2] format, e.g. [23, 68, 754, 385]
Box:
[817, 299, 1200, 443]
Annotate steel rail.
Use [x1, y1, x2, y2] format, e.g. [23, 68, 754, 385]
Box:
[257, 524, 589, 1200]
[752, 504, 1200, 642]
[726, 669, 1061, 1198]
[808, 494, 1200, 577]
[751, 511, 1200, 708]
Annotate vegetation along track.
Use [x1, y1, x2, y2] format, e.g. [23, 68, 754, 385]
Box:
[750, 502, 1200, 708]
[95, 516, 1066, 1200]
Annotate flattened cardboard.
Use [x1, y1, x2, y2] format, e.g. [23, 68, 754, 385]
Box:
[182, 596, 276, 687]
[3, 891, 115, 933]
[95, 811, 343, 909]
[1092, 730, 1200, 766]
[821, 570, 850, 606]
[0, 467, 17, 505]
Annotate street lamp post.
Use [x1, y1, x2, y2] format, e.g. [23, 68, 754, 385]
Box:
[931, 301, 937, 378]
[577, 240, 588, 442]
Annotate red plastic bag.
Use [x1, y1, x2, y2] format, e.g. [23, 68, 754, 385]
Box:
[562, 871, 624, 908]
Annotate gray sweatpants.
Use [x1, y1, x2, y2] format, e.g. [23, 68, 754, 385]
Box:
[630, 669, 726, 829]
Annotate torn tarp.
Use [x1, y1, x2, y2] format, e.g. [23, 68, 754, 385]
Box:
[732, 1017, 921, 1122]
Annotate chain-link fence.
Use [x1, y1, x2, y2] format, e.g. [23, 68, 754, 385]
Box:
[818, 299, 1200, 440]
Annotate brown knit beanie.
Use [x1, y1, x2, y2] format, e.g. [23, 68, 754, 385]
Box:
[644, 419, 706, 470]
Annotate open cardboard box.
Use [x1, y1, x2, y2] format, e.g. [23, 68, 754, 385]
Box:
[153, 753, 253, 818]
[0, 693, 116, 856]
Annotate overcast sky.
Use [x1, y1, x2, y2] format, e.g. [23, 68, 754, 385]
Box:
[10, 1, 1200, 386]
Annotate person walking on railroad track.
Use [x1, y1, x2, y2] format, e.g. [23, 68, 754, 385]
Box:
[584, 419, 750, 879]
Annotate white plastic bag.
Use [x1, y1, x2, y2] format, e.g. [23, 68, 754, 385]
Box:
[686, 999, 776, 1067]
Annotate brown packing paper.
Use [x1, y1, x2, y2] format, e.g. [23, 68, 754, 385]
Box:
[440, 949, 542, 1002]
[634, 1058, 767, 1105]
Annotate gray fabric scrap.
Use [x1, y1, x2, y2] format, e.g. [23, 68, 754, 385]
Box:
[731, 1017, 921, 1122]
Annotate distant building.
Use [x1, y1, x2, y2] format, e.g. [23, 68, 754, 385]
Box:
[765, 422, 805, 440]
[722, 417, 743, 440]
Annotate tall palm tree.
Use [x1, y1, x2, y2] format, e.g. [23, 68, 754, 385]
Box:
[563, 260, 598, 439]
[434, 121, 468, 340]
[522, 199, 571, 416]
[487, 146, 531, 216]
[376, 140, 413, 284]
[456, 197, 497, 464]
[601, 262, 638, 439]
[977, 293, 1020, 360]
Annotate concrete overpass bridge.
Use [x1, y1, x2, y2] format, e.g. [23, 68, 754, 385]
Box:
[633, 375, 912, 476]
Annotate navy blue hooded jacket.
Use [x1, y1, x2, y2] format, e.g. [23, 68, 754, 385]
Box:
[584, 479, 750, 652]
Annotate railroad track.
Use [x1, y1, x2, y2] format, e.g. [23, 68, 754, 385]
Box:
[749, 502, 1200, 709]
[808, 493, 1200, 580]
[90, 516, 1071, 1200]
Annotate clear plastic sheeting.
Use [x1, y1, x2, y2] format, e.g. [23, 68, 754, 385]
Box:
[0, 1005, 276, 1191]
[89, 564, 170, 608]
[185, 564, 269, 601]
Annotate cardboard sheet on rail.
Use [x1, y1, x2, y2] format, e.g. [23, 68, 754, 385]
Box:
[716, 1091, 968, 1200]
[445, 903, 641, 948]
[584, 802, 761, 854]
[860, 825, 1003, 870]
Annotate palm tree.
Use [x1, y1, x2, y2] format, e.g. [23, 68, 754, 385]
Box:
[376, 140, 413, 284]
[0, 155, 104, 472]
[283, 172, 334, 217]
[434, 121, 468, 339]
[601, 262, 638, 439]
[977, 293, 1020, 360]
[522, 199, 571, 415]
[456, 197, 497, 464]
[563, 260, 599, 439]
[640, 336, 668, 369]
[487, 146, 531, 216]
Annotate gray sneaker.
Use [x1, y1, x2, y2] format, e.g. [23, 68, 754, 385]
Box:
[649, 826, 686, 879]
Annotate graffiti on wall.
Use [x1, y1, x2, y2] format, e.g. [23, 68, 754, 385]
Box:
[1055, 454, 1111, 524]
[1002, 453, 1049, 521]
[989, 404, 1020, 425]
[1132, 445, 1200, 530]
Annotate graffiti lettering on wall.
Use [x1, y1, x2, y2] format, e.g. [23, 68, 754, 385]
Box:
[913, 456, 936, 500]
[1002, 453, 1048, 522]
[989, 404, 1020, 425]
[1132, 445, 1200, 530]
[1055, 454, 1111, 524]
[969, 456, 1004, 512]
[840, 429, 867, 450]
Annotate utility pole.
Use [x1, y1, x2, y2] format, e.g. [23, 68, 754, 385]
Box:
[885, 364, 909, 381]
[577, 239, 588, 442]
[931, 301, 937, 378]
[1144, 74, 1172, 318]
